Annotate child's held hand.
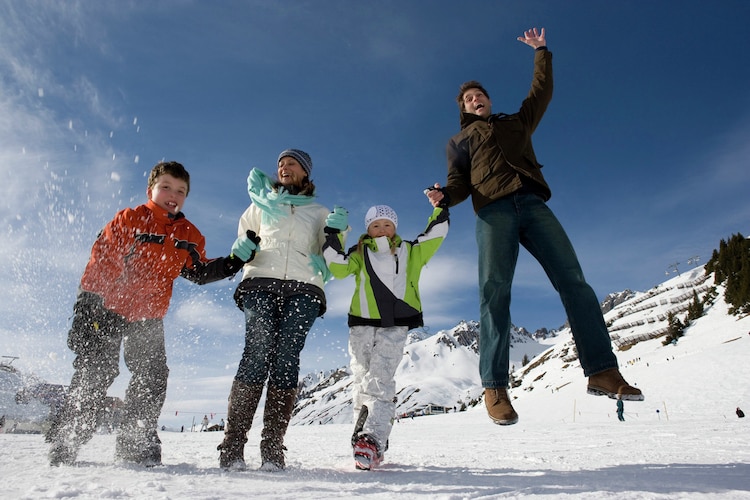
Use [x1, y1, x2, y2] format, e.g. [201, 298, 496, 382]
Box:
[424, 183, 446, 208]
[231, 230, 261, 262]
[325, 205, 349, 232]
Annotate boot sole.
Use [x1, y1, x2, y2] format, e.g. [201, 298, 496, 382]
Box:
[259, 461, 284, 472]
[354, 451, 381, 470]
[587, 386, 645, 401]
[488, 414, 519, 426]
[220, 461, 248, 471]
[49, 443, 77, 466]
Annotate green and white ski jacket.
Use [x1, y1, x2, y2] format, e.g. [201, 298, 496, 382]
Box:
[323, 207, 449, 329]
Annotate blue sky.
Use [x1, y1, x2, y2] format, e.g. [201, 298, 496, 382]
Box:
[2, 1, 749, 419]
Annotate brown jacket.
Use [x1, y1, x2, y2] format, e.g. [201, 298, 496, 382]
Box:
[444, 48, 553, 213]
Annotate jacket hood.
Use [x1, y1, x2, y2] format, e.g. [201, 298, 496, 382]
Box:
[459, 111, 511, 130]
[459, 111, 486, 130]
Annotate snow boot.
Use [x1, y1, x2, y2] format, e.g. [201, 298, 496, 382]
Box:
[218, 380, 264, 470]
[484, 387, 519, 425]
[259, 385, 297, 471]
[48, 441, 78, 467]
[353, 434, 382, 470]
[46, 411, 86, 466]
[115, 428, 162, 467]
[351, 405, 369, 446]
[45, 381, 100, 465]
[587, 368, 644, 401]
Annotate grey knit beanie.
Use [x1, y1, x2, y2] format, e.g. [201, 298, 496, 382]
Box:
[278, 149, 313, 177]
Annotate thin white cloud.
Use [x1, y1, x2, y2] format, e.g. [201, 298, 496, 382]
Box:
[169, 294, 243, 338]
[0, 3, 150, 383]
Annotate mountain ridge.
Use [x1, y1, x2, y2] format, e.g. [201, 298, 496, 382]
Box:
[293, 265, 724, 426]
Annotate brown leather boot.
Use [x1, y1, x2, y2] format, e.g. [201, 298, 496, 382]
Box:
[484, 387, 518, 425]
[217, 380, 263, 470]
[587, 368, 644, 401]
[259, 386, 297, 471]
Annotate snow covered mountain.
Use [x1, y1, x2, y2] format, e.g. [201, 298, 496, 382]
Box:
[293, 320, 550, 425]
[293, 264, 726, 427]
[511, 266, 713, 398]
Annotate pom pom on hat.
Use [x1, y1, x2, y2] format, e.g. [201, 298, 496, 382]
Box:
[278, 149, 313, 177]
[365, 205, 398, 229]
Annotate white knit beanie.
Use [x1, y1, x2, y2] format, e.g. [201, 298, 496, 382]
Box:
[364, 205, 398, 229]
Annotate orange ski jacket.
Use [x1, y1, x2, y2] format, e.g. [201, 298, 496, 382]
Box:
[79, 200, 235, 321]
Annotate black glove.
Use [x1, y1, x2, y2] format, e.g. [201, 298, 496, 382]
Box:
[424, 186, 450, 208]
[436, 187, 450, 208]
[67, 292, 112, 354]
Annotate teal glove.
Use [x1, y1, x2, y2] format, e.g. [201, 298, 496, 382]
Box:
[231, 230, 261, 262]
[325, 206, 349, 232]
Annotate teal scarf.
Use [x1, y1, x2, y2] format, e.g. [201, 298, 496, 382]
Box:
[246, 168, 331, 283]
[246, 168, 315, 223]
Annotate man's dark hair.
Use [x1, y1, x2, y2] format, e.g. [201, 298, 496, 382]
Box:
[456, 80, 491, 112]
[148, 161, 191, 195]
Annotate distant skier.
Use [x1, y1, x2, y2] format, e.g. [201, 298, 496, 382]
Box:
[201, 415, 209, 432]
[616, 397, 625, 422]
[737, 407, 745, 418]
[323, 196, 449, 470]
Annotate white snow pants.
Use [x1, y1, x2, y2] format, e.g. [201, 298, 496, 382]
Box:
[349, 325, 408, 452]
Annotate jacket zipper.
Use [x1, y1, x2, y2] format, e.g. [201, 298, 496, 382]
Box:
[283, 205, 295, 278]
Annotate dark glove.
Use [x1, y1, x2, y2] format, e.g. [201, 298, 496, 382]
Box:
[437, 190, 450, 208]
[231, 230, 261, 263]
[67, 292, 110, 354]
[325, 206, 349, 233]
[425, 186, 450, 208]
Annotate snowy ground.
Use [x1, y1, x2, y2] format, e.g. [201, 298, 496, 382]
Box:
[2, 407, 749, 499]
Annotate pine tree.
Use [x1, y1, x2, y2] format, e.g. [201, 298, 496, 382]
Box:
[705, 233, 750, 316]
[686, 290, 704, 321]
[662, 311, 685, 346]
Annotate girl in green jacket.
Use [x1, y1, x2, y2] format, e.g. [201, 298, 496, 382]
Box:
[322, 198, 448, 469]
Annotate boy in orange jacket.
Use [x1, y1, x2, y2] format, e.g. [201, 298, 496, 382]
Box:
[47, 161, 259, 466]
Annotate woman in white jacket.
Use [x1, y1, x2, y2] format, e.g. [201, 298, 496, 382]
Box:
[218, 149, 330, 471]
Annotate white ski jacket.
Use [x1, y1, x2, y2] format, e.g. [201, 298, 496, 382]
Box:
[237, 201, 330, 291]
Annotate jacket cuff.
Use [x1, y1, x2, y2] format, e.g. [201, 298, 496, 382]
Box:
[223, 254, 245, 275]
